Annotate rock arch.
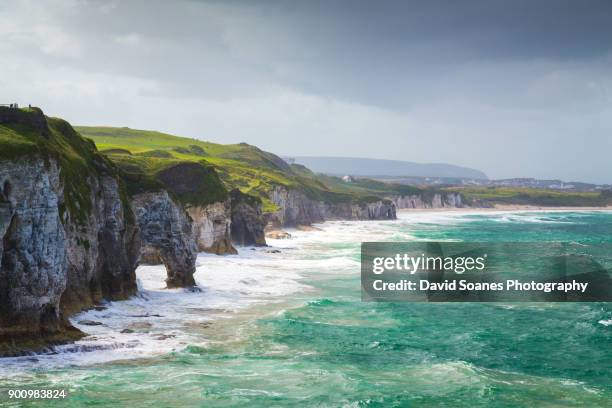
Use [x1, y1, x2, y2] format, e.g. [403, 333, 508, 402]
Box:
[131, 191, 197, 288]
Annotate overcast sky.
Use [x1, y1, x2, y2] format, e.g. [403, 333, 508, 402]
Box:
[2, 0, 611, 182]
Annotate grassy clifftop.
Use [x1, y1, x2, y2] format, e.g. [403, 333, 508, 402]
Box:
[444, 186, 612, 207]
[77, 126, 407, 211]
[78, 126, 612, 210]
[6, 118, 608, 214]
[0, 108, 132, 225]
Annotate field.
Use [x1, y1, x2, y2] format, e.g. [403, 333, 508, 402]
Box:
[76, 126, 405, 210]
[444, 186, 612, 207]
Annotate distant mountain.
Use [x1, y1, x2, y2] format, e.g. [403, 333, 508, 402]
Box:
[287, 156, 488, 180]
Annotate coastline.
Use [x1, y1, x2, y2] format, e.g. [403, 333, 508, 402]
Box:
[398, 205, 612, 213]
[2, 211, 611, 406]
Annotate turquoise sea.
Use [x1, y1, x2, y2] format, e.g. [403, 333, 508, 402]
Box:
[1, 211, 611, 407]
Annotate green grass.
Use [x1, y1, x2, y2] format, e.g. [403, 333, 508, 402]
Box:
[0, 109, 133, 226]
[76, 126, 406, 211]
[79, 126, 612, 211]
[444, 186, 612, 207]
[93, 148, 227, 206]
[5, 116, 608, 219]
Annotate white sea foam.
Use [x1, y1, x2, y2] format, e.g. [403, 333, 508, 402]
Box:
[1, 219, 382, 373]
[0, 210, 601, 374]
[0, 246, 316, 373]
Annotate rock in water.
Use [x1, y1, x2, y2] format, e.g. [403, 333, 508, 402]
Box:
[131, 191, 197, 288]
[265, 230, 292, 240]
[78, 320, 103, 326]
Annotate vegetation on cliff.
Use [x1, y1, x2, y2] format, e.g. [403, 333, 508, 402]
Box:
[102, 152, 227, 207]
[77, 125, 612, 210]
[0, 107, 133, 225]
[5, 117, 606, 215]
[444, 186, 612, 207]
[77, 126, 404, 211]
[1, 108, 141, 353]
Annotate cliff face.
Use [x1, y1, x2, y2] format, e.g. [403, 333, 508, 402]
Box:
[389, 192, 464, 209]
[131, 191, 197, 288]
[187, 199, 236, 254]
[127, 161, 235, 256]
[0, 110, 140, 352]
[0, 158, 67, 341]
[268, 186, 396, 227]
[268, 186, 326, 226]
[60, 175, 140, 316]
[230, 189, 266, 246]
[325, 200, 397, 220]
[0, 156, 138, 347]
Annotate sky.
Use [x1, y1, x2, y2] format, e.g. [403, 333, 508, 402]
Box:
[1, 0, 611, 183]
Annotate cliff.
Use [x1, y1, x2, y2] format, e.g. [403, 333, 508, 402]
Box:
[0, 108, 139, 354]
[77, 127, 477, 230]
[388, 192, 465, 209]
[60, 174, 140, 316]
[78, 128, 404, 224]
[1, 158, 69, 347]
[267, 186, 396, 227]
[156, 162, 235, 254]
[325, 199, 397, 220]
[187, 199, 236, 254]
[110, 159, 236, 255]
[230, 189, 267, 246]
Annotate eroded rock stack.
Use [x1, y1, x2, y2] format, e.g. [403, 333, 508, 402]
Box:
[131, 191, 197, 288]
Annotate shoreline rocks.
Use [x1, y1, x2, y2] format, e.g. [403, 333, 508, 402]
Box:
[265, 229, 292, 240]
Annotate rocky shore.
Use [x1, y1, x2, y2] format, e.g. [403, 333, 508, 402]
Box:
[0, 107, 472, 355]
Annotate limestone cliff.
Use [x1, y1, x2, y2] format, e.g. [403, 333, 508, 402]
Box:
[131, 161, 236, 255]
[388, 192, 465, 209]
[230, 189, 266, 246]
[325, 199, 397, 220]
[131, 191, 197, 288]
[0, 108, 140, 352]
[0, 158, 68, 343]
[60, 175, 140, 316]
[267, 186, 396, 227]
[187, 199, 236, 254]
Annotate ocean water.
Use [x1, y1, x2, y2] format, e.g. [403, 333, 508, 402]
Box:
[1, 210, 611, 407]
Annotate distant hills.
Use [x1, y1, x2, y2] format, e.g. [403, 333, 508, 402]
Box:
[286, 156, 488, 180]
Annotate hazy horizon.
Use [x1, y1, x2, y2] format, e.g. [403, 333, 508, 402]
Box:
[2, 0, 611, 183]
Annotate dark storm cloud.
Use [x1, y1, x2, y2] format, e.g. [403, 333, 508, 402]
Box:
[1, 0, 611, 182]
[220, 0, 612, 108]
